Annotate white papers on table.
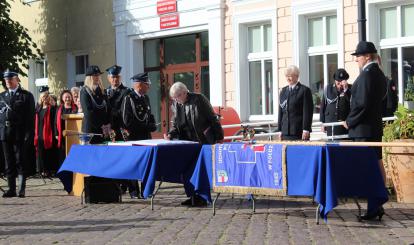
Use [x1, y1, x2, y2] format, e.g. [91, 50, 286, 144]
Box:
[107, 139, 198, 146]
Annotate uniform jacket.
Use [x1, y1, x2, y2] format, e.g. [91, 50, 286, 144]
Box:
[384, 79, 398, 117]
[168, 92, 223, 144]
[0, 86, 35, 141]
[80, 86, 110, 135]
[106, 84, 130, 131]
[121, 91, 156, 140]
[278, 82, 314, 137]
[346, 63, 387, 139]
[320, 84, 351, 136]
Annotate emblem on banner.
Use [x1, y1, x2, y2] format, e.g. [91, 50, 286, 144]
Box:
[217, 170, 229, 183]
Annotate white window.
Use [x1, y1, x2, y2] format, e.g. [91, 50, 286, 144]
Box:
[371, 2, 414, 103]
[30, 59, 48, 98]
[247, 23, 273, 117]
[307, 15, 338, 113]
[75, 54, 89, 86]
[233, 6, 277, 121]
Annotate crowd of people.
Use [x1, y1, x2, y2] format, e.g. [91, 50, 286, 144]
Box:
[0, 41, 396, 215]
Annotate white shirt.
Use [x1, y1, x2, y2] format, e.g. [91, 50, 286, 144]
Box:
[8, 88, 18, 95]
[134, 90, 144, 98]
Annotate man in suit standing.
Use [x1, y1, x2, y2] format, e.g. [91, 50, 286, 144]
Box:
[343, 41, 387, 220]
[320, 69, 352, 137]
[121, 72, 156, 199]
[278, 65, 314, 140]
[105, 65, 130, 141]
[0, 70, 35, 198]
[121, 72, 156, 141]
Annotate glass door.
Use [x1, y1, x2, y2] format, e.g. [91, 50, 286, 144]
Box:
[144, 32, 209, 138]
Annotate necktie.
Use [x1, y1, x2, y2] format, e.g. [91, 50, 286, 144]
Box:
[10, 91, 14, 97]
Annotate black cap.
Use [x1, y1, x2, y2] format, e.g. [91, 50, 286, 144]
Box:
[333, 69, 349, 81]
[106, 65, 122, 76]
[39, 86, 49, 93]
[85, 65, 103, 76]
[3, 70, 18, 79]
[351, 41, 377, 56]
[130, 72, 151, 84]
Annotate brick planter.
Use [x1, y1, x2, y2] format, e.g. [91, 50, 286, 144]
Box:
[387, 139, 414, 203]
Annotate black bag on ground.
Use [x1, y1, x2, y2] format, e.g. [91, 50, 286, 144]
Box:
[84, 176, 121, 203]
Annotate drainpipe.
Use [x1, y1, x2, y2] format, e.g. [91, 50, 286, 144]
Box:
[357, 0, 366, 41]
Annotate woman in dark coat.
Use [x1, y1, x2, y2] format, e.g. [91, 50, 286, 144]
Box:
[80, 65, 111, 144]
[34, 86, 57, 177]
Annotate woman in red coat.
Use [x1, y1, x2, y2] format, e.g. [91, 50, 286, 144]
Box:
[34, 86, 57, 177]
[54, 89, 78, 168]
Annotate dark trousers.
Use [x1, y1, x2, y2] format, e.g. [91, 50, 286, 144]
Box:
[352, 137, 382, 160]
[2, 140, 24, 178]
[37, 139, 57, 174]
[281, 135, 301, 141]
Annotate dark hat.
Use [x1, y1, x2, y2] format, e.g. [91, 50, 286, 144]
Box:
[130, 72, 151, 84]
[39, 86, 49, 93]
[85, 65, 103, 76]
[333, 68, 349, 81]
[351, 41, 377, 56]
[3, 70, 18, 79]
[106, 65, 122, 76]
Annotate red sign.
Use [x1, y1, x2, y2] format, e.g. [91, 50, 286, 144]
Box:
[157, 0, 177, 15]
[160, 13, 179, 29]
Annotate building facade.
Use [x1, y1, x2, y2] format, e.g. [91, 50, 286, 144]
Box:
[10, 0, 116, 99]
[10, 0, 414, 135]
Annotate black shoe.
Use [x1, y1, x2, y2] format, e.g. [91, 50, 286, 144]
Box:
[2, 190, 17, 198]
[181, 198, 193, 206]
[192, 196, 207, 207]
[18, 192, 25, 198]
[130, 191, 140, 199]
[361, 207, 385, 221]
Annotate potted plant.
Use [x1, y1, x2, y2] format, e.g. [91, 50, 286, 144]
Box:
[404, 75, 414, 110]
[383, 105, 414, 203]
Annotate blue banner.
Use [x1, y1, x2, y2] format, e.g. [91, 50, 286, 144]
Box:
[214, 143, 284, 193]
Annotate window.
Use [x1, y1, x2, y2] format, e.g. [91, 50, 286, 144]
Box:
[75, 54, 89, 85]
[376, 3, 414, 103]
[247, 23, 273, 116]
[307, 15, 338, 113]
[75, 55, 89, 75]
[34, 60, 47, 79]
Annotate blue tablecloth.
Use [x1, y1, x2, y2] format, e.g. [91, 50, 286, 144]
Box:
[191, 144, 388, 220]
[58, 144, 202, 199]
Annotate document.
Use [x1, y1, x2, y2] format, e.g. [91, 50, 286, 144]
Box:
[107, 139, 198, 146]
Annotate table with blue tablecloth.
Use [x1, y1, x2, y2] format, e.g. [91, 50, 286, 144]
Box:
[189, 144, 388, 220]
[58, 144, 202, 199]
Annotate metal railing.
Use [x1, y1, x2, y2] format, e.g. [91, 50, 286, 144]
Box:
[222, 116, 397, 141]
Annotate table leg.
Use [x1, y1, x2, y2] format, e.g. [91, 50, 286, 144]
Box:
[251, 194, 256, 213]
[353, 197, 362, 221]
[316, 204, 320, 225]
[81, 188, 85, 205]
[150, 181, 163, 211]
[213, 193, 221, 216]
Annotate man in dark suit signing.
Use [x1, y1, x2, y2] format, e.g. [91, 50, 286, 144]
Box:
[278, 65, 314, 140]
[343, 41, 387, 221]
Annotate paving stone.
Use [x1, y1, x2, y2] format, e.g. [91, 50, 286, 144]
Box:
[1, 178, 414, 244]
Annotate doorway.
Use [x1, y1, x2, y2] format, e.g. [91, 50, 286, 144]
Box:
[144, 32, 209, 137]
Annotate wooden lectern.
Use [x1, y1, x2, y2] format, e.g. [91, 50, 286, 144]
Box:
[63, 113, 84, 196]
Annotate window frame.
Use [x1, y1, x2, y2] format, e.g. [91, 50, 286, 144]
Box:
[292, 0, 344, 120]
[246, 23, 274, 119]
[367, 0, 414, 103]
[74, 54, 89, 84]
[233, 7, 277, 121]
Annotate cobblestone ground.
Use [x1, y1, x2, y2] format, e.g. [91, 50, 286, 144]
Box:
[1, 178, 414, 245]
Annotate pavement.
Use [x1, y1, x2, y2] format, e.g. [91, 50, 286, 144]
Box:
[1, 178, 414, 245]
